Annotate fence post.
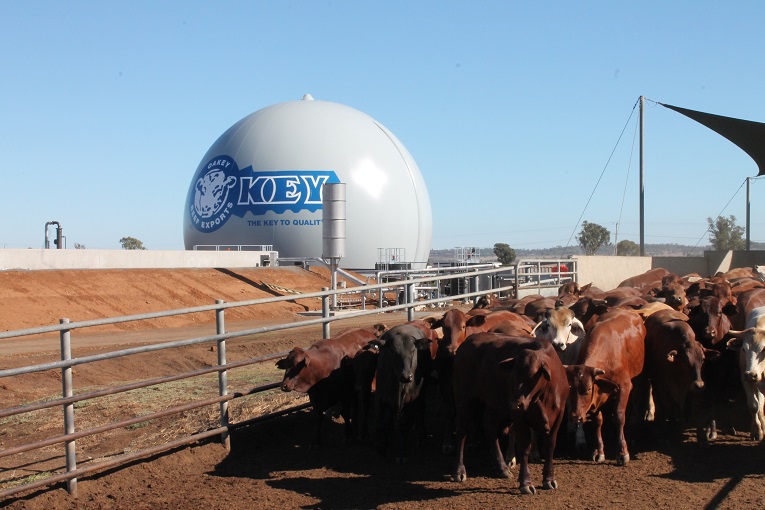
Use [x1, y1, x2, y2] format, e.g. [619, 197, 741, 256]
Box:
[322, 288, 330, 339]
[215, 299, 230, 451]
[60, 318, 77, 496]
[407, 277, 415, 322]
[471, 273, 480, 306]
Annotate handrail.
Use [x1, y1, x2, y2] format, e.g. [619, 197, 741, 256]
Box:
[0, 263, 566, 501]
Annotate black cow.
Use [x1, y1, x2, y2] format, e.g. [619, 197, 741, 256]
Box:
[373, 324, 433, 462]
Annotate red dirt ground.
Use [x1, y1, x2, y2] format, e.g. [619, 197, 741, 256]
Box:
[1, 268, 764, 509]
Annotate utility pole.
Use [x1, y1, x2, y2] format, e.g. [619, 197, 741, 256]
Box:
[639, 96, 645, 256]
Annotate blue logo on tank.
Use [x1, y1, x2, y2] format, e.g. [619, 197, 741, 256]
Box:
[188, 155, 340, 233]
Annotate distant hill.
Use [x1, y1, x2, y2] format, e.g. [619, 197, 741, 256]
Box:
[428, 242, 765, 264]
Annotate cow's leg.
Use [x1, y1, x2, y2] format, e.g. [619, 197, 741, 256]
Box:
[750, 386, 765, 441]
[758, 393, 765, 441]
[615, 385, 632, 465]
[312, 407, 324, 447]
[541, 411, 565, 490]
[341, 392, 355, 443]
[503, 425, 517, 468]
[539, 432, 558, 490]
[513, 422, 535, 494]
[375, 401, 392, 458]
[741, 382, 761, 441]
[452, 409, 469, 482]
[355, 384, 371, 440]
[438, 356, 457, 454]
[395, 410, 409, 464]
[592, 411, 605, 463]
[483, 412, 512, 479]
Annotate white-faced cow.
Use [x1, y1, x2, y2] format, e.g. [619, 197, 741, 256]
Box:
[726, 305, 765, 441]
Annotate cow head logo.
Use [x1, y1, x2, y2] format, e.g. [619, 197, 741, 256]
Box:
[187, 154, 340, 233]
[194, 169, 237, 219]
[188, 156, 240, 233]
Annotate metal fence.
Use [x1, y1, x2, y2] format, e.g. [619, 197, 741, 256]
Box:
[0, 265, 523, 500]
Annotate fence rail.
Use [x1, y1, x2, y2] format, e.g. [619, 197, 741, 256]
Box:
[0, 262, 574, 500]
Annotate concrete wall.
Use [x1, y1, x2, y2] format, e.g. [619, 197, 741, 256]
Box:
[574, 256, 652, 291]
[652, 255, 707, 277]
[574, 250, 765, 291]
[0, 249, 279, 271]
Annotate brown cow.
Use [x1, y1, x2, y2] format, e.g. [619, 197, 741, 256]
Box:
[644, 309, 718, 441]
[686, 295, 744, 441]
[470, 293, 517, 311]
[732, 287, 765, 330]
[556, 282, 604, 307]
[618, 268, 672, 292]
[523, 296, 558, 322]
[687, 296, 736, 346]
[729, 277, 765, 299]
[451, 332, 569, 494]
[276, 327, 379, 445]
[653, 278, 689, 311]
[434, 309, 534, 453]
[565, 309, 647, 465]
[508, 294, 545, 314]
[601, 286, 644, 305]
[720, 266, 765, 281]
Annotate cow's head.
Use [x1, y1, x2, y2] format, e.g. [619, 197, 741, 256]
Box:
[665, 334, 715, 391]
[532, 307, 585, 352]
[376, 326, 432, 385]
[276, 347, 317, 393]
[435, 309, 469, 355]
[498, 349, 554, 413]
[472, 294, 497, 310]
[564, 365, 619, 423]
[656, 281, 689, 311]
[686, 296, 736, 346]
[727, 327, 765, 383]
[556, 282, 592, 308]
[569, 297, 609, 330]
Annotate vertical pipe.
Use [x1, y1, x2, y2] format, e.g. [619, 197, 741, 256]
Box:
[330, 260, 338, 310]
[471, 274, 480, 306]
[322, 288, 330, 339]
[60, 318, 77, 495]
[639, 95, 646, 256]
[215, 299, 230, 451]
[407, 277, 415, 322]
[746, 177, 751, 251]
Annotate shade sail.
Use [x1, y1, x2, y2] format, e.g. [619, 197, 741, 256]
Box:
[660, 103, 765, 176]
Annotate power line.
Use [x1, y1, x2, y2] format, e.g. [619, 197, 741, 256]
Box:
[688, 178, 747, 254]
[561, 98, 639, 255]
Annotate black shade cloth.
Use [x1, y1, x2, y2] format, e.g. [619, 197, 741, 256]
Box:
[660, 103, 765, 176]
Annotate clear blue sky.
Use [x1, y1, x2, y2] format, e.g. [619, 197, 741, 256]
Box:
[3, 1, 764, 252]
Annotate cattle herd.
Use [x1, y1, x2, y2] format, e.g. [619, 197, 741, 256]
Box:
[275, 266, 765, 495]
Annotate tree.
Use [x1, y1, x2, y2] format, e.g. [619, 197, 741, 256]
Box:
[493, 243, 516, 265]
[707, 215, 745, 250]
[577, 221, 611, 256]
[120, 237, 146, 250]
[616, 239, 639, 256]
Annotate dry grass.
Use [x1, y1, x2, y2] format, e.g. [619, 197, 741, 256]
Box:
[0, 362, 309, 489]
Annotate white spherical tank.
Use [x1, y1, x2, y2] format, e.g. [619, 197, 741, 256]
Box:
[183, 95, 432, 268]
